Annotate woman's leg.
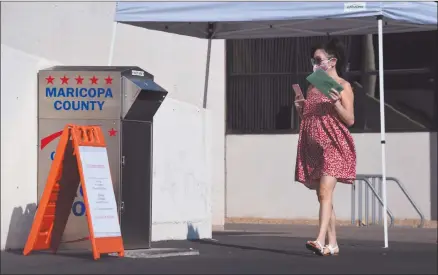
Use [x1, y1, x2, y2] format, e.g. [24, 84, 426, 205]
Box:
[327, 207, 337, 247]
[316, 186, 337, 246]
[315, 176, 337, 245]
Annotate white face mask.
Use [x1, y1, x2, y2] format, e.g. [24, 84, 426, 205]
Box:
[311, 58, 333, 72]
[313, 63, 331, 72]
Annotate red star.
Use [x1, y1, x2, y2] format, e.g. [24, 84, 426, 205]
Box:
[60, 75, 69, 85]
[108, 128, 117, 137]
[90, 76, 99, 85]
[46, 75, 55, 85]
[104, 76, 113, 85]
[75, 75, 84, 85]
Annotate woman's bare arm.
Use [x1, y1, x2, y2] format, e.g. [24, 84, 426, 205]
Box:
[332, 82, 355, 126]
[295, 99, 305, 120]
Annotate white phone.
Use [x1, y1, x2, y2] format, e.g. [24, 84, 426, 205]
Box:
[292, 84, 304, 99]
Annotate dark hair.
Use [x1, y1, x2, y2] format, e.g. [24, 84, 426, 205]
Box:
[311, 37, 346, 76]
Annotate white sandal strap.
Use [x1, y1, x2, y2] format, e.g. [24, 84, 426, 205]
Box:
[314, 241, 324, 252]
[326, 245, 339, 254]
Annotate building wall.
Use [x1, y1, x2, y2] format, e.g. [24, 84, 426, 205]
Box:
[0, 2, 226, 250]
[226, 132, 437, 222]
[2, 1, 434, 252]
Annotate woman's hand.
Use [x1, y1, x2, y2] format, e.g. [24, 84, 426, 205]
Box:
[328, 88, 341, 104]
[294, 98, 305, 108]
[294, 94, 305, 119]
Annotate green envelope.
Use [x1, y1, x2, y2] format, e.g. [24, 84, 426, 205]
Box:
[306, 69, 344, 98]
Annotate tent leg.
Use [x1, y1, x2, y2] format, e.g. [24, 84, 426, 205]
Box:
[377, 15, 389, 248]
[108, 22, 118, 66]
[202, 38, 212, 109]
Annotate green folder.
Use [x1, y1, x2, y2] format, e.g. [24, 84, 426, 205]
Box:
[306, 69, 344, 98]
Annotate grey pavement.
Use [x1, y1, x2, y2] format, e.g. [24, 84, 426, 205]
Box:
[225, 223, 438, 243]
[1, 224, 437, 274]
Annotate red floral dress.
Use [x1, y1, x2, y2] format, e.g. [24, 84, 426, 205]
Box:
[295, 85, 356, 189]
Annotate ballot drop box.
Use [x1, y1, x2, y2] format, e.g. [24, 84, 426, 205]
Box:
[37, 66, 168, 250]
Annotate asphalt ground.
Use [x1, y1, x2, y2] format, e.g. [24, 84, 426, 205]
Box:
[2, 224, 437, 274]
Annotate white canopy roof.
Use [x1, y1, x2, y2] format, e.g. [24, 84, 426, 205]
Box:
[114, 1, 437, 39]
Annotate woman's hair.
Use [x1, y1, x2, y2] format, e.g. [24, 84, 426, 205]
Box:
[311, 37, 346, 76]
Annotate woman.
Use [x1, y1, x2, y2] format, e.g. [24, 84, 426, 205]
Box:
[294, 38, 356, 256]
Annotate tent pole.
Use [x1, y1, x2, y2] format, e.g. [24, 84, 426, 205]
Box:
[202, 23, 214, 109]
[108, 22, 118, 66]
[202, 38, 212, 108]
[377, 15, 389, 248]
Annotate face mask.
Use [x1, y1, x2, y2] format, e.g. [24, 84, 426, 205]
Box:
[311, 57, 333, 72]
[313, 63, 330, 72]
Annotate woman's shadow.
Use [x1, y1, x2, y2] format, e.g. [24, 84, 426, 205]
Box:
[187, 226, 315, 258]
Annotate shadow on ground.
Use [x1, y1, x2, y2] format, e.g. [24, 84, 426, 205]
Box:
[189, 237, 316, 258]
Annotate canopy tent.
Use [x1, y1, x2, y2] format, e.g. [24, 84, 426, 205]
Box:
[114, 2, 437, 39]
[113, 1, 438, 248]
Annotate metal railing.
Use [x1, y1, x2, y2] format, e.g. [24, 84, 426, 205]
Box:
[351, 174, 425, 228]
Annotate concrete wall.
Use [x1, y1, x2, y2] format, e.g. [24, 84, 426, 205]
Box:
[226, 132, 437, 223]
[1, 2, 226, 250]
[151, 98, 213, 241]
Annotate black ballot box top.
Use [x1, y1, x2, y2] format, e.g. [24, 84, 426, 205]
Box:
[122, 78, 168, 122]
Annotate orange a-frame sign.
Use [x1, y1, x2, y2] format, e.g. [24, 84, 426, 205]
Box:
[23, 125, 124, 260]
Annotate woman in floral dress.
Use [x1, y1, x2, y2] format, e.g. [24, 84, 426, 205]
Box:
[294, 38, 356, 256]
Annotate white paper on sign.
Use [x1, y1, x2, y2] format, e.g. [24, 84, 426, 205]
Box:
[78, 146, 121, 238]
